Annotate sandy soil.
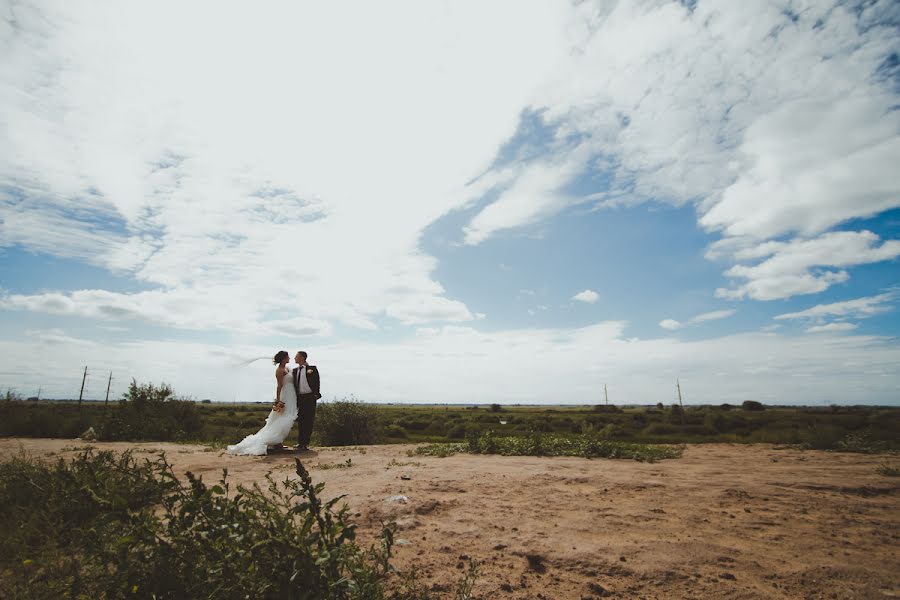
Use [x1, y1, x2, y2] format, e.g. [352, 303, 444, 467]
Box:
[1, 439, 898, 600]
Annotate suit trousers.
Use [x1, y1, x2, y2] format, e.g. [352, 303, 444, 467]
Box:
[297, 393, 318, 447]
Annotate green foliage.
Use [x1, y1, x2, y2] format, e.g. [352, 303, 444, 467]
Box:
[3, 398, 899, 452]
[834, 431, 891, 453]
[0, 401, 93, 438]
[465, 430, 682, 462]
[408, 443, 467, 458]
[100, 380, 202, 441]
[0, 449, 473, 599]
[383, 424, 408, 439]
[742, 400, 765, 411]
[446, 424, 467, 439]
[315, 398, 381, 446]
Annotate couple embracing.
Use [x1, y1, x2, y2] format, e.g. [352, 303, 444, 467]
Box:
[227, 350, 322, 456]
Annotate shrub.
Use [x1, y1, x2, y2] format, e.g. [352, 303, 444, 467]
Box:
[446, 424, 467, 439]
[460, 430, 682, 462]
[315, 398, 381, 446]
[742, 400, 765, 411]
[643, 422, 678, 436]
[527, 418, 553, 433]
[3, 388, 23, 402]
[99, 380, 202, 441]
[383, 424, 408, 439]
[704, 412, 727, 432]
[0, 449, 476, 599]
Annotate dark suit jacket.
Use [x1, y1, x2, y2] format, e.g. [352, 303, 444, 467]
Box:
[293, 364, 322, 400]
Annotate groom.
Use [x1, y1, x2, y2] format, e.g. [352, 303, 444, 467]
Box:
[293, 351, 321, 451]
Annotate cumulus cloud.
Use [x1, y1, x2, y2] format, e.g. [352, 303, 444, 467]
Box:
[572, 289, 599, 303]
[715, 232, 900, 301]
[659, 319, 683, 330]
[461, 1, 900, 300]
[0, 2, 568, 333]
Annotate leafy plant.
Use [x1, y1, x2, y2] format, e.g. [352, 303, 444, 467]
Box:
[99, 380, 203, 441]
[315, 397, 381, 446]
[408, 443, 467, 458]
[0, 449, 476, 599]
[411, 432, 682, 462]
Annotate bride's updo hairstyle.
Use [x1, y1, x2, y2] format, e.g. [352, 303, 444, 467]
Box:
[273, 350, 289, 365]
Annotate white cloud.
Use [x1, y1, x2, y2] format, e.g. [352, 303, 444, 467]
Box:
[690, 309, 737, 324]
[775, 292, 898, 321]
[3, 323, 898, 405]
[0, 2, 569, 333]
[459, 1, 900, 300]
[660, 309, 736, 330]
[806, 322, 858, 334]
[1, 2, 899, 408]
[715, 231, 900, 301]
[572, 289, 599, 303]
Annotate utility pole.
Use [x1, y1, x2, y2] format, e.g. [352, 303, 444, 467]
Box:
[37, 386, 42, 401]
[78, 366, 88, 410]
[105, 372, 113, 406]
[676, 379, 685, 425]
[604, 384, 609, 406]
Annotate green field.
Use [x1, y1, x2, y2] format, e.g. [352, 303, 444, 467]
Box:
[2, 396, 898, 452]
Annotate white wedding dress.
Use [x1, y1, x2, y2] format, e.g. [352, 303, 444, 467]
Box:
[227, 371, 298, 455]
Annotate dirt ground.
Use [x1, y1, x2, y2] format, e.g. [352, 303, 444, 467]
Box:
[1, 439, 898, 599]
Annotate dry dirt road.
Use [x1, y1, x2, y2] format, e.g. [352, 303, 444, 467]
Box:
[1, 439, 898, 599]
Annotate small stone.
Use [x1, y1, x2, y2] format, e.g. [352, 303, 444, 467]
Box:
[588, 582, 607, 595]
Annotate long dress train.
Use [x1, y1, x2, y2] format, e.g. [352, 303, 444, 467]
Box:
[226, 372, 298, 456]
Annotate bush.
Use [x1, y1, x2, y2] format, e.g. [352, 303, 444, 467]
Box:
[704, 412, 727, 432]
[643, 422, 678, 436]
[0, 449, 476, 599]
[99, 380, 202, 441]
[315, 398, 381, 446]
[383, 424, 408, 439]
[4, 388, 23, 402]
[446, 424, 467, 439]
[742, 400, 765, 411]
[0, 401, 93, 438]
[458, 430, 682, 462]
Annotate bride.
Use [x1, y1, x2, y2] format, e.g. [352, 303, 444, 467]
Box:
[227, 350, 298, 455]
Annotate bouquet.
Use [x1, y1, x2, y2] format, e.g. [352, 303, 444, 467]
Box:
[272, 400, 285, 413]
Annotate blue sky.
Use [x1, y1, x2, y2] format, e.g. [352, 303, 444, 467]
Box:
[1, 1, 899, 405]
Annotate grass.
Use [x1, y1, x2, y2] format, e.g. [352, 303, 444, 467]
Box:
[409, 443, 467, 458]
[4, 392, 899, 454]
[409, 432, 682, 462]
[313, 458, 355, 470]
[875, 462, 900, 476]
[386, 459, 423, 468]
